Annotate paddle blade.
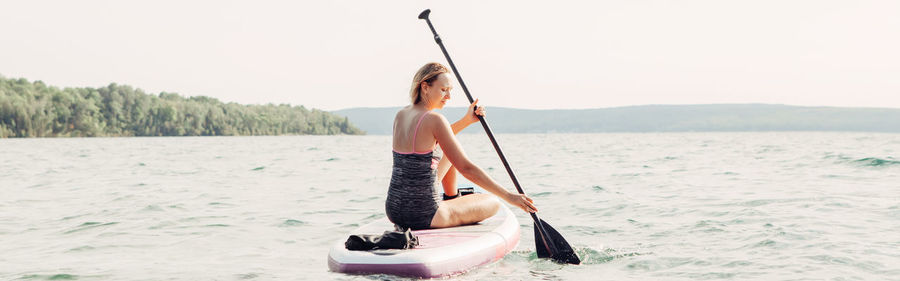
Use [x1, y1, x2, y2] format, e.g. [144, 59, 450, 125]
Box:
[534, 222, 551, 259]
[533, 219, 581, 265]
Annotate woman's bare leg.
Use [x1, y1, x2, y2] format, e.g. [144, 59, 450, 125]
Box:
[430, 194, 500, 228]
[432, 149, 500, 228]
[441, 166, 458, 196]
[436, 154, 458, 196]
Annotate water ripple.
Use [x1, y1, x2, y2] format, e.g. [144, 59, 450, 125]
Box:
[3, 133, 898, 280]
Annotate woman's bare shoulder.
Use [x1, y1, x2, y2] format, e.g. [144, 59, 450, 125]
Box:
[394, 106, 414, 121]
[395, 105, 412, 115]
[420, 112, 451, 138]
[423, 110, 449, 125]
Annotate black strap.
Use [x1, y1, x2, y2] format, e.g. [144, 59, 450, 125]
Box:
[442, 187, 476, 200]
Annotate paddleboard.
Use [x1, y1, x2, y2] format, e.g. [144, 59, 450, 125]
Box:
[327, 204, 520, 278]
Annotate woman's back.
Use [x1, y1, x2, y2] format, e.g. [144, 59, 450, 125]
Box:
[392, 107, 437, 154]
[385, 107, 442, 230]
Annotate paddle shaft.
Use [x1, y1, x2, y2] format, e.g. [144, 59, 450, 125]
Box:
[420, 14, 560, 256]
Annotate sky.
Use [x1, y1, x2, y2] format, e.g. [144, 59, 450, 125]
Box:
[2, 0, 899, 110]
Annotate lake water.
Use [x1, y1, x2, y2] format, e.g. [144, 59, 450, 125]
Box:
[1, 133, 899, 280]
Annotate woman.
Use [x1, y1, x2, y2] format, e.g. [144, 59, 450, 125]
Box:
[385, 62, 537, 230]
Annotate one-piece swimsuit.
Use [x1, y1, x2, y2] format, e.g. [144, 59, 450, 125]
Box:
[385, 111, 442, 230]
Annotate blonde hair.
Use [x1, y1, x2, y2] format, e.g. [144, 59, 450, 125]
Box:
[409, 62, 450, 104]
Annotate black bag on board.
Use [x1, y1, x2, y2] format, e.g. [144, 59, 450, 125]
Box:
[344, 228, 419, 251]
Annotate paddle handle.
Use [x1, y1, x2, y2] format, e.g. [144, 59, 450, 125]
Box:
[420, 11, 558, 254]
[421, 17, 525, 194]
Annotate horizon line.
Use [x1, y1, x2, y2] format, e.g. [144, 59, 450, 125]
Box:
[330, 103, 900, 112]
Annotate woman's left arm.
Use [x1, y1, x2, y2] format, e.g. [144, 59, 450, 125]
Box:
[438, 99, 485, 196]
[450, 99, 484, 134]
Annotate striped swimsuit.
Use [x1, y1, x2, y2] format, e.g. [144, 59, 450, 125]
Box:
[385, 111, 442, 230]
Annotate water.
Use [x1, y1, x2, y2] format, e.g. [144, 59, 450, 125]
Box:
[1, 133, 899, 280]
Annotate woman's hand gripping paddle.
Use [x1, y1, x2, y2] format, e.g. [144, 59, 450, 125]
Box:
[417, 9, 581, 265]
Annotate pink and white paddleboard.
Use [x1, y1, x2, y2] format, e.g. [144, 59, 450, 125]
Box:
[328, 204, 520, 278]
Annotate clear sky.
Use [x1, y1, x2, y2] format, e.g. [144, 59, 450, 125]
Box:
[2, 0, 898, 110]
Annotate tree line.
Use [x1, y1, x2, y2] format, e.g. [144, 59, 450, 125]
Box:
[0, 76, 364, 137]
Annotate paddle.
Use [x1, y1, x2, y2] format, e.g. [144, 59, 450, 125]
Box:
[417, 9, 581, 265]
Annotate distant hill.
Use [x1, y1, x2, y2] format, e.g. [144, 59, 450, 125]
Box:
[332, 104, 900, 134]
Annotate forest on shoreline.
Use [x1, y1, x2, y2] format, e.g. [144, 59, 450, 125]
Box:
[0, 76, 363, 138]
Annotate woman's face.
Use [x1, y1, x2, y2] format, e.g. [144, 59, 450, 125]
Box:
[422, 73, 452, 109]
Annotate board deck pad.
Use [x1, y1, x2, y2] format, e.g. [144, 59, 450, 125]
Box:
[328, 205, 520, 278]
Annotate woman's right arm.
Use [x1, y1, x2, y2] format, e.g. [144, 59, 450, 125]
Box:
[428, 112, 537, 213]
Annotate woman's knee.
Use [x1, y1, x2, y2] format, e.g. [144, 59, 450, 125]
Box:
[457, 194, 500, 223]
[431, 194, 502, 228]
[482, 194, 501, 216]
